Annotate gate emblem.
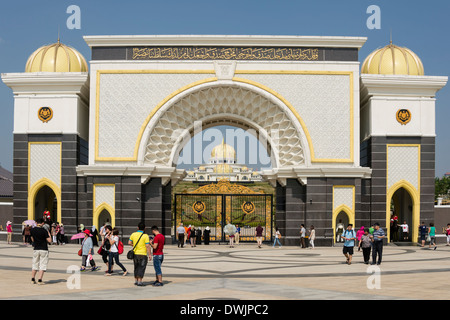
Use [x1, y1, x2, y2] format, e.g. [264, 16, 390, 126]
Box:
[242, 201, 255, 214]
[396, 109, 411, 125]
[192, 201, 206, 214]
[38, 107, 53, 123]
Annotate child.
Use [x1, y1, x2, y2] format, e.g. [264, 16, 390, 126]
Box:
[399, 221, 409, 241]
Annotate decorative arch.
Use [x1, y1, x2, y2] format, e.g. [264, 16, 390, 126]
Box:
[386, 179, 420, 243]
[28, 178, 62, 223]
[93, 202, 116, 229]
[137, 80, 312, 168]
[332, 204, 355, 243]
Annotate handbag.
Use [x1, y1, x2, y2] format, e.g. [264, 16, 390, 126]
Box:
[78, 238, 85, 256]
[127, 233, 145, 260]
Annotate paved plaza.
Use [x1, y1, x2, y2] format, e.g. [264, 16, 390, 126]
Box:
[0, 241, 449, 300]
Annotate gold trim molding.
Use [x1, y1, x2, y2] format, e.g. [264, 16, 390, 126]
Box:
[189, 179, 262, 194]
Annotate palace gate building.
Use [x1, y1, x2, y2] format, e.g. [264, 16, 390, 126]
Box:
[2, 35, 447, 245]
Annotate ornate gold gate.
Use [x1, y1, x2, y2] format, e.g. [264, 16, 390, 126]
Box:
[174, 180, 272, 242]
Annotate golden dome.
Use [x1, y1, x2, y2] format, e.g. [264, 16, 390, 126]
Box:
[213, 164, 234, 174]
[211, 140, 236, 160]
[361, 42, 424, 76]
[25, 41, 88, 73]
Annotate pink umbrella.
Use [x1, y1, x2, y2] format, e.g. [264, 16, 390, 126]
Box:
[23, 220, 37, 227]
[71, 232, 91, 240]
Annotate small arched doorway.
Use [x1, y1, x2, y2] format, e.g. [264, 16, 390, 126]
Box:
[34, 185, 58, 222]
[29, 179, 62, 225]
[93, 203, 115, 230]
[390, 187, 413, 242]
[335, 210, 350, 243]
[98, 209, 112, 228]
[386, 181, 419, 243]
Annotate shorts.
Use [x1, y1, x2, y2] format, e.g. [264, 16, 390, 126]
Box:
[343, 246, 354, 255]
[133, 254, 148, 279]
[32, 250, 49, 271]
[420, 234, 426, 241]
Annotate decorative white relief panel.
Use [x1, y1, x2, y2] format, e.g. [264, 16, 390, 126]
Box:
[333, 186, 354, 211]
[237, 74, 352, 160]
[29, 143, 61, 188]
[143, 85, 306, 167]
[97, 73, 215, 159]
[94, 185, 115, 209]
[387, 146, 419, 190]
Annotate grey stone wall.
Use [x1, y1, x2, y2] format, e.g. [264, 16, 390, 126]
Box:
[11, 134, 85, 240]
[361, 136, 436, 241]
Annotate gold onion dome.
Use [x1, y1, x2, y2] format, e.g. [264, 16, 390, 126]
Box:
[213, 164, 234, 174]
[25, 40, 88, 73]
[211, 140, 236, 160]
[361, 42, 424, 76]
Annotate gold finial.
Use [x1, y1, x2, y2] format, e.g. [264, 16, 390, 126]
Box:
[390, 29, 393, 45]
[57, 26, 61, 44]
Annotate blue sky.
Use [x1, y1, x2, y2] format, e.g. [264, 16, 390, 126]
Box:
[0, 0, 449, 175]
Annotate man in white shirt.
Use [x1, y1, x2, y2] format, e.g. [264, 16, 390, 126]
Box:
[399, 221, 409, 241]
[300, 224, 306, 248]
[176, 223, 186, 248]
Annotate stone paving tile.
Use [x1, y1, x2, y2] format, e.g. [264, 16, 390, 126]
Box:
[0, 242, 449, 300]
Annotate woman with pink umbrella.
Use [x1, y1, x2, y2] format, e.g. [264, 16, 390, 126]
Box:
[79, 230, 99, 272]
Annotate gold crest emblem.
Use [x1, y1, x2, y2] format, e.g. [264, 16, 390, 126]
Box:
[38, 107, 53, 123]
[192, 201, 206, 214]
[241, 201, 255, 214]
[396, 109, 411, 125]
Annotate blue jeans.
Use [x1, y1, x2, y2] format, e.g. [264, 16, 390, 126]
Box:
[108, 252, 127, 273]
[273, 237, 282, 247]
[153, 254, 164, 276]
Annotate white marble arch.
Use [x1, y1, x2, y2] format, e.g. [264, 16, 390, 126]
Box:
[136, 80, 312, 169]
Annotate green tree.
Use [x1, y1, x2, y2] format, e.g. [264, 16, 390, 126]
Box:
[435, 176, 450, 199]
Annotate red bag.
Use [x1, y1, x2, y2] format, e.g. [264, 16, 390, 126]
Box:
[117, 241, 124, 255]
[78, 249, 82, 256]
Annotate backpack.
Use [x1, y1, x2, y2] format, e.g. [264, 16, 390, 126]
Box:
[112, 236, 124, 255]
[116, 240, 124, 255]
[344, 230, 356, 239]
